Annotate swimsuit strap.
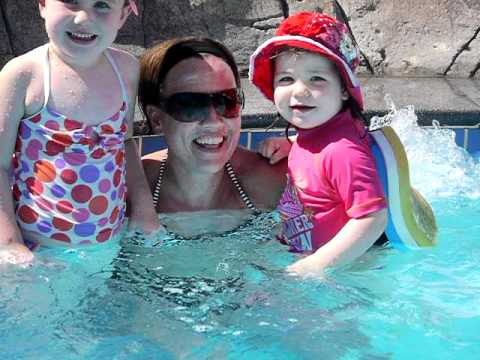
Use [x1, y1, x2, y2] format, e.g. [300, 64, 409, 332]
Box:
[104, 48, 129, 104]
[42, 45, 51, 108]
[42, 46, 129, 107]
[152, 160, 257, 211]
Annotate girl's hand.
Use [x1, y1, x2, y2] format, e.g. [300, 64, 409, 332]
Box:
[257, 136, 292, 164]
[0, 242, 34, 266]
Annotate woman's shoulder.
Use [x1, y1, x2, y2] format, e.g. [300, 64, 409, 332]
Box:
[231, 146, 287, 209]
[141, 149, 168, 190]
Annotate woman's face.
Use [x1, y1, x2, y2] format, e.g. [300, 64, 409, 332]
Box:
[157, 55, 241, 174]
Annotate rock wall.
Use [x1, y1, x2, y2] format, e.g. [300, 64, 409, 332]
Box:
[0, 0, 478, 78]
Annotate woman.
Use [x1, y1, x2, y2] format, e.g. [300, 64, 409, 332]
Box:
[137, 37, 287, 236]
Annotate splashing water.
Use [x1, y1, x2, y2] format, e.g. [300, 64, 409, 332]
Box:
[371, 95, 480, 199]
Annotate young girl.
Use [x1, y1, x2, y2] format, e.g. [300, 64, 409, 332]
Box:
[0, 0, 162, 264]
[249, 12, 388, 277]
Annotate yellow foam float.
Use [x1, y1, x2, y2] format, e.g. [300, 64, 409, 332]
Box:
[370, 126, 437, 249]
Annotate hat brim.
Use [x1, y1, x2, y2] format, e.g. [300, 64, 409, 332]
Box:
[249, 35, 363, 110]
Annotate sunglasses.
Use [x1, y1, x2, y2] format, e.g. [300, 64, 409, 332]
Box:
[157, 88, 244, 123]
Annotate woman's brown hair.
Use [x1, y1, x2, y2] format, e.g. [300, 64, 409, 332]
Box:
[138, 37, 241, 125]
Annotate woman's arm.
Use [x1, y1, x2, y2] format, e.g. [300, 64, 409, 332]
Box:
[286, 208, 387, 277]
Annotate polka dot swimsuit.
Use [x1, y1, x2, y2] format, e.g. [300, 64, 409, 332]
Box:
[12, 45, 128, 246]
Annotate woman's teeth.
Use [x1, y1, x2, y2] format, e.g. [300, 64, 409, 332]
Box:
[194, 136, 224, 147]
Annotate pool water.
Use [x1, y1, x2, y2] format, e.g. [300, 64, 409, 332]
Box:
[1, 105, 479, 359]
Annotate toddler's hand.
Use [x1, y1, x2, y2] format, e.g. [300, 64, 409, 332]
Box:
[0, 242, 34, 266]
[285, 256, 326, 279]
[257, 136, 292, 164]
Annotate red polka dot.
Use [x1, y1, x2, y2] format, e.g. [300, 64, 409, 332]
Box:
[18, 206, 38, 224]
[115, 151, 124, 167]
[14, 137, 22, 152]
[120, 123, 127, 133]
[101, 124, 115, 134]
[61, 169, 78, 184]
[109, 206, 119, 224]
[34, 160, 57, 183]
[45, 141, 65, 156]
[64, 119, 82, 130]
[30, 114, 42, 123]
[26, 177, 43, 196]
[91, 148, 106, 159]
[96, 228, 112, 243]
[52, 133, 73, 147]
[12, 184, 21, 201]
[52, 217, 73, 231]
[51, 233, 71, 243]
[71, 184, 92, 203]
[57, 200, 74, 214]
[113, 169, 122, 187]
[89, 195, 108, 215]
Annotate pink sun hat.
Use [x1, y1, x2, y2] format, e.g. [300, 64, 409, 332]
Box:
[249, 12, 363, 110]
[128, 0, 138, 16]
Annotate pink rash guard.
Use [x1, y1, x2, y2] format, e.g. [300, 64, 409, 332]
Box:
[277, 109, 387, 252]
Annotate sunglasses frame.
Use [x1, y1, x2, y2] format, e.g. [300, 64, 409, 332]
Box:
[157, 88, 245, 123]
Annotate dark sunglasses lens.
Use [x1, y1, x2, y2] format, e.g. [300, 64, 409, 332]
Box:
[162, 89, 242, 122]
[213, 90, 241, 118]
[165, 93, 210, 123]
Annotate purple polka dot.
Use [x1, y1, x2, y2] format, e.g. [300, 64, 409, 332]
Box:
[51, 184, 66, 198]
[22, 190, 31, 199]
[74, 223, 96, 237]
[55, 159, 66, 169]
[20, 123, 31, 140]
[98, 217, 109, 226]
[72, 208, 90, 222]
[25, 139, 42, 161]
[21, 161, 30, 173]
[110, 190, 117, 201]
[79, 165, 100, 183]
[98, 179, 111, 193]
[45, 120, 59, 130]
[37, 221, 52, 233]
[64, 151, 87, 166]
[118, 184, 125, 199]
[104, 161, 115, 172]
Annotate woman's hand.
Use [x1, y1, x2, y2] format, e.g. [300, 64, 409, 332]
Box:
[0, 242, 34, 266]
[257, 136, 292, 164]
[285, 254, 326, 279]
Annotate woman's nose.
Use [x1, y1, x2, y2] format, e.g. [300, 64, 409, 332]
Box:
[201, 105, 225, 127]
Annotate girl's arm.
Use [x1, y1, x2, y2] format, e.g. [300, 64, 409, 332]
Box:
[286, 208, 387, 277]
[120, 51, 163, 235]
[257, 135, 295, 164]
[0, 59, 34, 264]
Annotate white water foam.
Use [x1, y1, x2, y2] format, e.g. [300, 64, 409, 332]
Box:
[370, 95, 480, 200]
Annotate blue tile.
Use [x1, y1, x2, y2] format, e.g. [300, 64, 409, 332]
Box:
[467, 128, 480, 153]
[141, 136, 167, 155]
[453, 128, 466, 149]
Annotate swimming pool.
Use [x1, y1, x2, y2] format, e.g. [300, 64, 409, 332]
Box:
[1, 105, 479, 359]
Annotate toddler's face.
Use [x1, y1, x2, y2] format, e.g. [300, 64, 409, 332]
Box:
[273, 50, 348, 129]
[40, 0, 129, 64]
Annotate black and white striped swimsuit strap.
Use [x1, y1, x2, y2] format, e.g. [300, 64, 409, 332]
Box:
[152, 160, 257, 211]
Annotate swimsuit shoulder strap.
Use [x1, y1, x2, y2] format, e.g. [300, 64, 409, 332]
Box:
[42, 44, 51, 108]
[224, 161, 257, 211]
[104, 48, 129, 104]
[152, 160, 257, 211]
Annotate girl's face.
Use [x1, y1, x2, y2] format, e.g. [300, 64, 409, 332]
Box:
[153, 55, 241, 174]
[40, 0, 129, 65]
[273, 51, 348, 129]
